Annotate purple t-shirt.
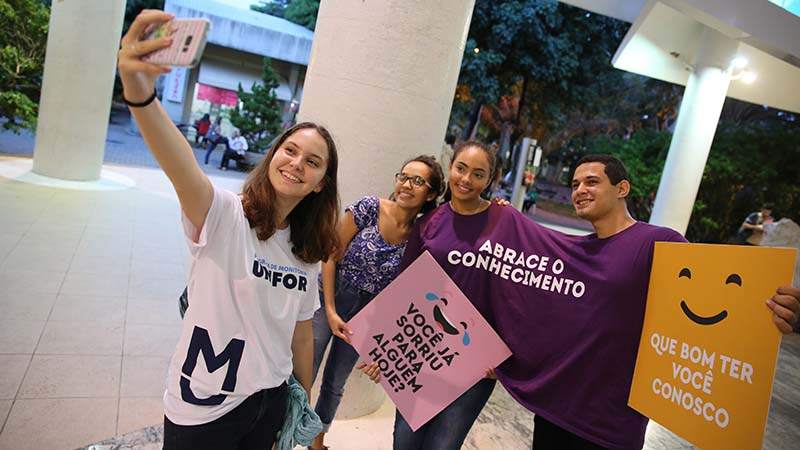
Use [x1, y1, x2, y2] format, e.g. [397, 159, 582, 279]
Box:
[338, 196, 405, 294]
[400, 202, 686, 450]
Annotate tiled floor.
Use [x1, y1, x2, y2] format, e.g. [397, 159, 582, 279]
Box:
[1, 154, 798, 450]
[0, 155, 241, 450]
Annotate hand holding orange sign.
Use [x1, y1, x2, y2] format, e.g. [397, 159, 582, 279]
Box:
[629, 242, 797, 450]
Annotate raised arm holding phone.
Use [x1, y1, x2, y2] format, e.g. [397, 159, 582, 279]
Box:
[119, 10, 340, 450]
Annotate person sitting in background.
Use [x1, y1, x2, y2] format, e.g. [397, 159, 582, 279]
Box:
[220, 129, 249, 171]
[737, 203, 774, 245]
[522, 188, 538, 214]
[192, 113, 210, 147]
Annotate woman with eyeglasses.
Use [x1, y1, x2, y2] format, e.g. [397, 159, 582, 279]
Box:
[308, 155, 445, 450]
[391, 140, 502, 449]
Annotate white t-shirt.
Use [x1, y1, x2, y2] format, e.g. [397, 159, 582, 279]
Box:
[230, 135, 248, 155]
[164, 186, 320, 425]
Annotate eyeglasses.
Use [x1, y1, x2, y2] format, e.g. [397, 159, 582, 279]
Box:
[395, 172, 431, 188]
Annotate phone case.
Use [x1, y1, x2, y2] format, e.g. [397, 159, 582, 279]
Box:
[143, 18, 210, 68]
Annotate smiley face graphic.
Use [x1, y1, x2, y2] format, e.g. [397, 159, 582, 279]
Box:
[629, 242, 797, 450]
[425, 292, 472, 346]
[678, 267, 742, 325]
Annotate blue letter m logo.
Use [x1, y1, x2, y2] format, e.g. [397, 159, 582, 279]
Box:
[180, 326, 245, 406]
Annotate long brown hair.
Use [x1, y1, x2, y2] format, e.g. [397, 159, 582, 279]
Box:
[241, 122, 340, 263]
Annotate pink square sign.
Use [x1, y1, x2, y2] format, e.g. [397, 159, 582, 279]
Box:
[347, 251, 512, 431]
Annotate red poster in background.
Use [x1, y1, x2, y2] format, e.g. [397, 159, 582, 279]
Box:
[197, 84, 239, 106]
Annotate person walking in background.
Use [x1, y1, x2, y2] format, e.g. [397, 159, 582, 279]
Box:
[204, 116, 228, 165]
[192, 113, 211, 147]
[118, 10, 341, 449]
[737, 203, 774, 245]
[309, 155, 445, 450]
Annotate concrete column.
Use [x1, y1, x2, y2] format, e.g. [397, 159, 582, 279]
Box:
[298, 0, 476, 207]
[32, 0, 126, 181]
[649, 27, 739, 234]
[299, 0, 475, 418]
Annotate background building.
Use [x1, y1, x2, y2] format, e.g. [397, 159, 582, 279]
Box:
[161, 0, 313, 136]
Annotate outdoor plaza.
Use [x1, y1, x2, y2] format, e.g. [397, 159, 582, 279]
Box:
[1, 150, 798, 449]
[2, 0, 799, 449]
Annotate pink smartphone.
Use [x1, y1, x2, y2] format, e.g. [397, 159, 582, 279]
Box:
[142, 18, 210, 68]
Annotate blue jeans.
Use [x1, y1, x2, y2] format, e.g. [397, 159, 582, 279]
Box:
[204, 137, 228, 164]
[393, 378, 496, 450]
[311, 277, 375, 432]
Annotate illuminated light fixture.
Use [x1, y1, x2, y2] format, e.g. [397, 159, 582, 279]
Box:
[728, 57, 756, 84]
[740, 71, 757, 84]
[730, 56, 748, 69]
[730, 69, 757, 84]
[473, 47, 480, 54]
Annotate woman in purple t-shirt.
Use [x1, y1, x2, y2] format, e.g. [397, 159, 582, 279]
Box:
[308, 155, 445, 450]
[393, 140, 504, 450]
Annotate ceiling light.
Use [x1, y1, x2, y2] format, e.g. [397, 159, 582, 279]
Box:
[740, 71, 757, 84]
[730, 57, 748, 69]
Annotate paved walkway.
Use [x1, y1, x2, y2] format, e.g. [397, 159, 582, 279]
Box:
[0, 109, 250, 178]
[1, 113, 592, 236]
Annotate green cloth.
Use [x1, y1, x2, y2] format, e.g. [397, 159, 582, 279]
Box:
[275, 375, 322, 450]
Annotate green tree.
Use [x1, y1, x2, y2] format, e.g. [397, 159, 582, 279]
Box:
[457, 1, 632, 153]
[251, 0, 319, 30]
[575, 121, 800, 244]
[284, 0, 319, 30]
[251, 0, 289, 18]
[0, 0, 49, 132]
[229, 58, 283, 152]
[686, 123, 800, 243]
[581, 129, 670, 222]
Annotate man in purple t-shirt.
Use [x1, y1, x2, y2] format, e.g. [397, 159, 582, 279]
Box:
[492, 155, 800, 450]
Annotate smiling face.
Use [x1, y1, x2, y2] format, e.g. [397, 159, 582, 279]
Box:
[267, 128, 329, 202]
[571, 162, 629, 222]
[628, 242, 797, 450]
[394, 161, 436, 211]
[425, 292, 472, 346]
[449, 146, 492, 203]
[678, 267, 743, 325]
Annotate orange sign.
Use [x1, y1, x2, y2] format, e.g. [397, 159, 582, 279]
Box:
[629, 242, 797, 450]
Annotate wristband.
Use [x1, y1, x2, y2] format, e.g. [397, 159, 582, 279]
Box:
[124, 89, 157, 108]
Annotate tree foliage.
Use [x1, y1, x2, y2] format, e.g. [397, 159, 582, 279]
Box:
[688, 123, 800, 243]
[580, 129, 670, 222]
[0, 0, 49, 132]
[284, 0, 319, 29]
[455, 0, 683, 158]
[251, 0, 319, 30]
[251, 0, 289, 18]
[229, 58, 283, 152]
[579, 123, 800, 244]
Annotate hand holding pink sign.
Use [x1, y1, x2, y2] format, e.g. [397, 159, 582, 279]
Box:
[346, 251, 512, 431]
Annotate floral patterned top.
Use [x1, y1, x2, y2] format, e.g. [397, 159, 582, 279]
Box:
[338, 196, 406, 293]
